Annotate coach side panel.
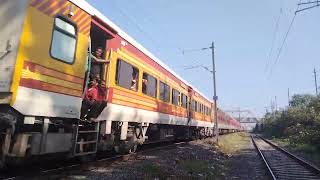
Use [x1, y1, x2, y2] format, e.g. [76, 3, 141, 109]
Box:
[0, 0, 28, 99]
[11, 0, 91, 118]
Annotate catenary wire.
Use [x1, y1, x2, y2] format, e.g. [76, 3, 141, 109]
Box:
[268, 0, 302, 77]
[264, 8, 283, 73]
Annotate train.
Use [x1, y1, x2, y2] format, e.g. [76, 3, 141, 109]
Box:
[0, 0, 242, 166]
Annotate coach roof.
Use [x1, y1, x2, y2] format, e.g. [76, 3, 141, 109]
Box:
[69, 0, 212, 103]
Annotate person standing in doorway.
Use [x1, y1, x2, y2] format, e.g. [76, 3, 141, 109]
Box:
[90, 47, 109, 80]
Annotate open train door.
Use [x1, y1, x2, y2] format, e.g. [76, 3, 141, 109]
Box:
[89, 17, 117, 84]
[187, 86, 194, 126]
[81, 16, 118, 119]
[74, 16, 119, 156]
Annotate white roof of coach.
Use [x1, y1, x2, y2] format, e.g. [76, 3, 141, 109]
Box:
[69, 0, 212, 103]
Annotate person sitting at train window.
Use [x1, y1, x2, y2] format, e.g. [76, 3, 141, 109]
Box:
[142, 74, 148, 94]
[90, 47, 109, 80]
[130, 70, 138, 91]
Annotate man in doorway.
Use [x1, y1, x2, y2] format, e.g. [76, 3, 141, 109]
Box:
[90, 47, 109, 80]
[80, 78, 99, 120]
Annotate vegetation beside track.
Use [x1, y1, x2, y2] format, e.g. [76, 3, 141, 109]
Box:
[217, 132, 269, 180]
[255, 94, 320, 166]
[217, 132, 250, 155]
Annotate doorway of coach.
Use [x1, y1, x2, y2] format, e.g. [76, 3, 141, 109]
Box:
[80, 20, 114, 122]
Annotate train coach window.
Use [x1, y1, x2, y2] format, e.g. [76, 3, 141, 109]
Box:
[159, 81, 170, 102]
[116, 59, 139, 91]
[195, 101, 198, 112]
[181, 94, 188, 108]
[50, 16, 77, 64]
[142, 73, 157, 98]
[172, 89, 180, 106]
[191, 100, 195, 111]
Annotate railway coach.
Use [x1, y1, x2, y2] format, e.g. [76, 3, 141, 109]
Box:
[0, 0, 241, 166]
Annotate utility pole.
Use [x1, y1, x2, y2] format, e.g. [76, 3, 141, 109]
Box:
[314, 68, 318, 95]
[287, 88, 290, 106]
[270, 99, 275, 118]
[181, 42, 219, 143]
[275, 96, 277, 112]
[211, 42, 219, 144]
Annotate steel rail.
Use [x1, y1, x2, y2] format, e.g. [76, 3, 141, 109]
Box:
[257, 135, 320, 176]
[251, 135, 277, 180]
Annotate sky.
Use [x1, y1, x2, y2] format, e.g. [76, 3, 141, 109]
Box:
[87, 0, 320, 117]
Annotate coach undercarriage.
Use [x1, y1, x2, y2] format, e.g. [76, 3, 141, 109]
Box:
[0, 107, 215, 167]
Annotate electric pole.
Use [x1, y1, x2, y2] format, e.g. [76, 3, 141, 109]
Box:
[211, 42, 219, 144]
[181, 42, 219, 143]
[314, 68, 318, 95]
[275, 96, 277, 112]
[287, 88, 290, 106]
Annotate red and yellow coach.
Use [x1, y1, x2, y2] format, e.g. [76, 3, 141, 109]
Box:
[0, 0, 241, 166]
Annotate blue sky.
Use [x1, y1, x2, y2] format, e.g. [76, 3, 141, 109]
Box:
[87, 0, 320, 117]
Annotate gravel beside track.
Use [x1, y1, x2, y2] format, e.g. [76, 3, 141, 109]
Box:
[252, 135, 320, 180]
[36, 140, 227, 179]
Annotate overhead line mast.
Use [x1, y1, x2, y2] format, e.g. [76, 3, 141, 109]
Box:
[181, 42, 219, 143]
[296, 0, 320, 13]
[314, 68, 318, 95]
[267, 0, 320, 76]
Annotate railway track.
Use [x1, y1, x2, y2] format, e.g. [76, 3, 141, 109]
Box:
[0, 141, 189, 180]
[252, 135, 320, 180]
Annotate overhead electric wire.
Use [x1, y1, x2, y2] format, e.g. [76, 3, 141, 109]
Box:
[183, 64, 213, 73]
[110, 1, 166, 58]
[264, 8, 283, 73]
[268, 0, 302, 77]
[130, 0, 186, 55]
[298, 0, 320, 5]
[296, 0, 320, 13]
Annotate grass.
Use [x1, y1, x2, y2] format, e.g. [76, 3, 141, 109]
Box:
[180, 159, 220, 179]
[142, 163, 162, 177]
[181, 159, 210, 174]
[218, 132, 250, 155]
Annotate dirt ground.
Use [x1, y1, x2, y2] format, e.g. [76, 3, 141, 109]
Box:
[33, 132, 270, 180]
[218, 133, 269, 180]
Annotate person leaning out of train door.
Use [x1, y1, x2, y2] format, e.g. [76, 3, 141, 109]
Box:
[80, 78, 99, 120]
[90, 47, 109, 79]
[88, 79, 108, 122]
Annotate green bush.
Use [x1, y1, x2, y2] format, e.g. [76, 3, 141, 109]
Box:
[256, 94, 320, 153]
